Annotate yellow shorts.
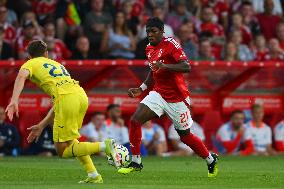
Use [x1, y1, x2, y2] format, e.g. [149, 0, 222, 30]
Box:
[53, 87, 88, 142]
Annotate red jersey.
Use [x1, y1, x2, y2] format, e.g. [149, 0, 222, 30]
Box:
[3, 23, 16, 45]
[145, 37, 190, 102]
[200, 22, 224, 36]
[203, 0, 229, 22]
[48, 39, 71, 60]
[256, 13, 281, 40]
[240, 26, 252, 45]
[32, 0, 58, 15]
[253, 48, 269, 61]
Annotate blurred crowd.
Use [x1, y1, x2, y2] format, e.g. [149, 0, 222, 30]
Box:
[0, 0, 283, 61]
[1, 103, 284, 157]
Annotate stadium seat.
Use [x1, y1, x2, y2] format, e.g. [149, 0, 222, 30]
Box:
[18, 111, 42, 149]
[201, 110, 223, 149]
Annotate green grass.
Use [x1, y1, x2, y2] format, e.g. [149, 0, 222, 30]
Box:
[0, 156, 284, 189]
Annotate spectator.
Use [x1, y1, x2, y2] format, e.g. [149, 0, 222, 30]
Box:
[215, 110, 254, 155]
[121, 0, 140, 36]
[0, 0, 18, 26]
[15, 20, 41, 59]
[230, 13, 252, 46]
[196, 38, 215, 61]
[138, 7, 174, 41]
[229, 29, 254, 61]
[147, 0, 169, 12]
[252, 0, 282, 15]
[0, 24, 13, 59]
[105, 104, 129, 146]
[256, 0, 281, 40]
[187, 0, 202, 19]
[165, 0, 193, 33]
[0, 106, 20, 156]
[80, 112, 106, 142]
[43, 22, 71, 60]
[223, 42, 239, 61]
[0, 6, 16, 45]
[71, 36, 94, 60]
[100, 11, 136, 59]
[152, 7, 174, 38]
[55, 0, 84, 41]
[264, 38, 284, 61]
[17, 11, 44, 40]
[177, 23, 198, 60]
[202, 0, 229, 30]
[84, 0, 112, 58]
[274, 120, 284, 152]
[198, 6, 225, 46]
[252, 34, 268, 61]
[31, 0, 58, 24]
[244, 104, 274, 155]
[276, 22, 284, 51]
[22, 126, 56, 156]
[141, 121, 167, 156]
[240, 1, 260, 36]
[165, 121, 205, 156]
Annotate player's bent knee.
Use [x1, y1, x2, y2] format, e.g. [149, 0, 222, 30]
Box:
[130, 113, 145, 124]
[176, 128, 190, 136]
[55, 141, 72, 158]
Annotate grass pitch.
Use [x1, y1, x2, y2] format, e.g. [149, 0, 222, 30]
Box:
[0, 156, 283, 189]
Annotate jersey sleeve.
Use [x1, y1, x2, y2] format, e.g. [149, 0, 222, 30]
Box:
[20, 60, 33, 78]
[216, 125, 231, 141]
[168, 38, 188, 62]
[274, 122, 284, 141]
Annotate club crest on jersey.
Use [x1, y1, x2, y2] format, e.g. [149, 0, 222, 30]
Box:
[149, 60, 164, 72]
[158, 49, 163, 58]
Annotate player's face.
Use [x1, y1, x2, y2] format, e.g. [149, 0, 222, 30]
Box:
[252, 107, 264, 122]
[109, 107, 122, 121]
[146, 26, 163, 46]
[231, 113, 244, 129]
[92, 114, 105, 128]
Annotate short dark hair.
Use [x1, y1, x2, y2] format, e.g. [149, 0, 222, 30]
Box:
[230, 109, 244, 117]
[241, 1, 252, 7]
[146, 17, 164, 31]
[106, 104, 120, 112]
[92, 112, 104, 118]
[27, 40, 47, 58]
[251, 104, 263, 112]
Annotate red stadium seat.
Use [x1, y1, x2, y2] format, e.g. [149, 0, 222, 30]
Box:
[201, 110, 223, 149]
[18, 111, 42, 148]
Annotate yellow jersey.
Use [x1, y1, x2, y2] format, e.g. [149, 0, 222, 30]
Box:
[20, 57, 80, 99]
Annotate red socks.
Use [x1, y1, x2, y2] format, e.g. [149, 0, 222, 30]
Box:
[129, 119, 142, 155]
[180, 133, 209, 159]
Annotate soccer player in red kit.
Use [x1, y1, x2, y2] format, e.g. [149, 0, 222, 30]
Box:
[118, 17, 219, 177]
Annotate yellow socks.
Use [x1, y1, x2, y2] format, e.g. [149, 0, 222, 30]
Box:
[62, 140, 101, 158]
[62, 140, 100, 176]
[76, 155, 97, 173]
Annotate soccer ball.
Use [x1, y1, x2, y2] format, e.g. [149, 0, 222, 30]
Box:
[107, 144, 130, 168]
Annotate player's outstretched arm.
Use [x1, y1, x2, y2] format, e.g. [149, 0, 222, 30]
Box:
[156, 60, 191, 73]
[5, 69, 29, 121]
[27, 107, 54, 143]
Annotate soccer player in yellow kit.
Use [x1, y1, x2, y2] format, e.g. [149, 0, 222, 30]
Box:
[5, 40, 119, 184]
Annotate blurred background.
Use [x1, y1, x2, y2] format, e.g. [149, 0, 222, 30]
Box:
[0, 0, 284, 158]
